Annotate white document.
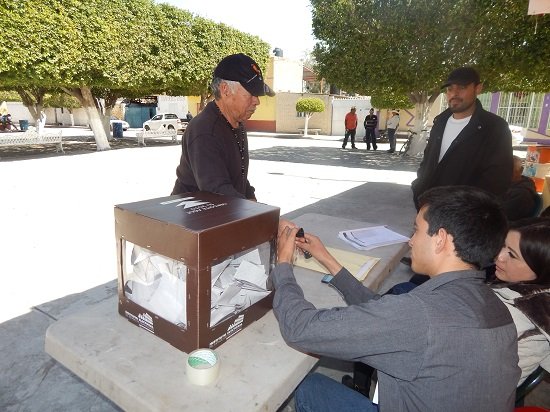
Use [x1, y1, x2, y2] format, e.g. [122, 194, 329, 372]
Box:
[234, 260, 268, 290]
[339, 226, 410, 250]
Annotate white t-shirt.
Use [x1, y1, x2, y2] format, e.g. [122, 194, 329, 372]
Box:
[438, 115, 471, 162]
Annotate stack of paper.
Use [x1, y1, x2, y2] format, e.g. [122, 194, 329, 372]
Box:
[295, 246, 380, 282]
[338, 226, 410, 250]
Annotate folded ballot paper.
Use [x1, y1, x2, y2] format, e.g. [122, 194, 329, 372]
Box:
[338, 226, 410, 251]
[295, 247, 380, 282]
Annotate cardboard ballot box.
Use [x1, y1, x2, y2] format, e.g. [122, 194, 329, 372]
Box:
[114, 192, 280, 353]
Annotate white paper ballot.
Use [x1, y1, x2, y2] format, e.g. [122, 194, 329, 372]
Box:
[339, 226, 410, 250]
[234, 260, 268, 289]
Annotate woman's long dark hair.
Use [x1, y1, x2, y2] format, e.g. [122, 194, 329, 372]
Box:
[510, 218, 550, 285]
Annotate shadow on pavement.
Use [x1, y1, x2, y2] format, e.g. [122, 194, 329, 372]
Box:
[250, 146, 422, 172]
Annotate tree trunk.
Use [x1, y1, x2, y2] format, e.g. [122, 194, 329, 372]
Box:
[303, 114, 311, 136]
[103, 93, 118, 138]
[15, 87, 46, 125]
[199, 93, 207, 111]
[407, 90, 440, 156]
[64, 86, 110, 151]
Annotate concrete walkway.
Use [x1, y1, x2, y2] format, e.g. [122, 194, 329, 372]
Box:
[0, 130, 547, 411]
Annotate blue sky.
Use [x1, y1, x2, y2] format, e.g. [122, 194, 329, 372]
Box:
[158, 0, 316, 60]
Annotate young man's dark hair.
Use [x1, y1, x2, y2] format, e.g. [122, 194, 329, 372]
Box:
[418, 185, 508, 269]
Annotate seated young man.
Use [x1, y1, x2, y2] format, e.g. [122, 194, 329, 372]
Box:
[271, 186, 520, 412]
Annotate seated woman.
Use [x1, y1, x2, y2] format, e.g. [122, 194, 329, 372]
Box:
[490, 219, 550, 384]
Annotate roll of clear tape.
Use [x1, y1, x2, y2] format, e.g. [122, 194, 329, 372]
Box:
[186, 349, 220, 385]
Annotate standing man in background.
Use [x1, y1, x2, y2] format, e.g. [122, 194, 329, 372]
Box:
[411, 67, 513, 209]
[363, 108, 378, 151]
[386, 110, 400, 153]
[171, 53, 275, 199]
[342, 107, 358, 150]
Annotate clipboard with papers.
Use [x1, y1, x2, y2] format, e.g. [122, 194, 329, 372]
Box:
[294, 246, 380, 282]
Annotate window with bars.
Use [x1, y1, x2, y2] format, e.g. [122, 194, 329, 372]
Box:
[497, 92, 544, 129]
[439, 92, 545, 129]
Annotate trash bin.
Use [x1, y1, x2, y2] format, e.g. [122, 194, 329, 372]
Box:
[112, 121, 123, 138]
[19, 119, 29, 131]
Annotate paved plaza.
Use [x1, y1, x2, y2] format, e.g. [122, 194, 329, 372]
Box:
[0, 128, 547, 411]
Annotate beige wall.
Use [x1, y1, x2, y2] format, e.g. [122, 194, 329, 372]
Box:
[271, 56, 304, 93]
[276, 93, 332, 134]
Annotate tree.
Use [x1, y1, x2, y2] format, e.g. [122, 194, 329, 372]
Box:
[311, 0, 550, 132]
[296, 97, 325, 136]
[0, 90, 21, 102]
[370, 89, 414, 110]
[44, 91, 81, 126]
[0, 0, 271, 148]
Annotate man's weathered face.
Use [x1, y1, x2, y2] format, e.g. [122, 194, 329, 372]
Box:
[224, 82, 260, 123]
[445, 82, 482, 117]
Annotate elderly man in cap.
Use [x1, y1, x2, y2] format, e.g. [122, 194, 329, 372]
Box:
[411, 67, 513, 209]
[171, 53, 275, 199]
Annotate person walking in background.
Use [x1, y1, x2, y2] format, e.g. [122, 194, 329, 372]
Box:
[363, 108, 378, 151]
[342, 107, 358, 150]
[171, 53, 275, 199]
[386, 110, 400, 153]
[186, 111, 193, 121]
[411, 67, 513, 209]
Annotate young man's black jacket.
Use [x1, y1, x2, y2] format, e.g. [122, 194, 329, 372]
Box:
[412, 100, 513, 208]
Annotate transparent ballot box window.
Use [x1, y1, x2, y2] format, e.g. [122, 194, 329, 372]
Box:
[210, 241, 273, 327]
[122, 240, 274, 329]
[123, 242, 188, 328]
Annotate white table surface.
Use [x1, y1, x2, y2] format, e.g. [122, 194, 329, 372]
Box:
[45, 213, 409, 412]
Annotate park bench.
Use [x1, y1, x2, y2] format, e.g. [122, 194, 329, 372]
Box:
[135, 129, 178, 147]
[298, 128, 321, 135]
[0, 130, 64, 152]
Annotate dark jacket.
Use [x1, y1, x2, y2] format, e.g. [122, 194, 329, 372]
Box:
[502, 176, 539, 221]
[272, 264, 519, 412]
[412, 100, 513, 207]
[171, 101, 255, 199]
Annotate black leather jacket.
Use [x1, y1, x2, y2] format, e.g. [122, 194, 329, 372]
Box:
[412, 100, 513, 208]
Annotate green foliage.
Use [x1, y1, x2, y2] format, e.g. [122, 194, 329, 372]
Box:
[44, 92, 81, 109]
[0, 0, 271, 98]
[311, 0, 550, 98]
[0, 90, 22, 102]
[370, 88, 414, 110]
[296, 97, 325, 114]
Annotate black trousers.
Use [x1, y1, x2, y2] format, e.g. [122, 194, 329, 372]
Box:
[364, 128, 377, 150]
[343, 128, 357, 148]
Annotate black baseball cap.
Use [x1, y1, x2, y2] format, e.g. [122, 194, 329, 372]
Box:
[214, 53, 275, 97]
[441, 67, 481, 88]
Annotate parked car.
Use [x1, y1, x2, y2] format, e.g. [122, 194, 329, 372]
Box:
[109, 116, 130, 131]
[143, 113, 182, 132]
